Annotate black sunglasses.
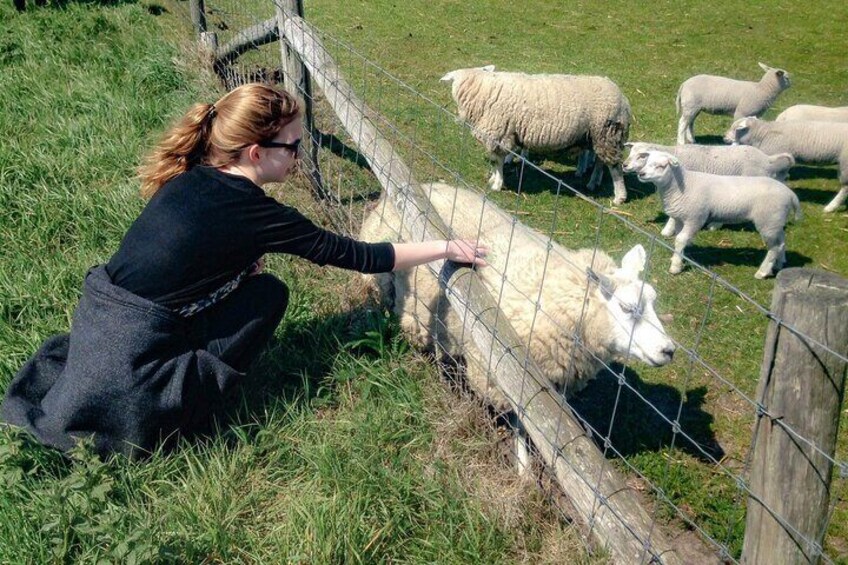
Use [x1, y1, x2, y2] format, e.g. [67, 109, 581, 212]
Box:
[258, 138, 301, 154]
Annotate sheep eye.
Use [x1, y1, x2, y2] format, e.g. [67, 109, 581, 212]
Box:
[619, 302, 634, 315]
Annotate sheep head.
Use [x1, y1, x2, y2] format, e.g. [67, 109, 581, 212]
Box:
[589, 245, 676, 368]
[724, 117, 757, 145]
[635, 151, 680, 184]
[622, 143, 652, 173]
[757, 62, 791, 89]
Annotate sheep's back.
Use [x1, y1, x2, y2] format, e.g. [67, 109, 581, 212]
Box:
[679, 75, 753, 114]
[750, 121, 848, 164]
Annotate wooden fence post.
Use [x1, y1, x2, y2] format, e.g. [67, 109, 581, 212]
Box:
[274, 0, 328, 202]
[189, 0, 207, 34]
[742, 268, 848, 564]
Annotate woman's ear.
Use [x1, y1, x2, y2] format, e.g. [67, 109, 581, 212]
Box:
[246, 144, 262, 163]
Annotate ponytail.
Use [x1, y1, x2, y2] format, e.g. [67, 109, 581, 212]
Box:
[138, 84, 301, 198]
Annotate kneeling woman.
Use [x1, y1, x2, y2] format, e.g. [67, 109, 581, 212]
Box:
[1, 83, 487, 458]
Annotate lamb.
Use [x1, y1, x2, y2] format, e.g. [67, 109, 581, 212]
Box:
[360, 182, 676, 408]
[676, 63, 790, 145]
[724, 116, 848, 212]
[776, 104, 848, 123]
[623, 142, 795, 235]
[635, 151, 801, 279]
[440, 65, 632, 204]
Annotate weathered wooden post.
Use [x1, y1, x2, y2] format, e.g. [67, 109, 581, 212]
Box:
[189, 0, 207, 34]
[274, 0, 328, 202]
[742, 269, 848, 564]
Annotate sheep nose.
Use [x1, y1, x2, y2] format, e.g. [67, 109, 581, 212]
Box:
[662, 345, 676, 360]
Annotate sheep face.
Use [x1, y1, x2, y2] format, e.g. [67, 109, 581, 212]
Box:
[593, 245, 676, 367]
[758, 62, 791, 89]
[724, 117, 756, 145]
[622, 149, 650, 173]
[635, 151, 680, 184]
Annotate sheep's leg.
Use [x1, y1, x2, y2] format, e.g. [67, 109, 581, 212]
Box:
[661, 217, 681, 237]
[670, 224, 698, 274]
[488, 153, 506, 191]
[756, 242, 784, 279]
[504, 148, 528, 165]
[609, 164, 627, 205]
[677, 113, 693, 145]
[508, 412, 533, 477]
[707, 222, 723, 231]
[823, 186, 848, 213]
[576, 150, 595, 178]
[586, 161, 604, 191]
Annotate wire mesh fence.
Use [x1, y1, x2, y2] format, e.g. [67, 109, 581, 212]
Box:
[172, 1, 848, 561]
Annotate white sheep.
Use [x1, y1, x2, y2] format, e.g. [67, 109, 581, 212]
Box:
[776, 104, 848, 123]
[360, 183, 676, 472]
[623, 142, 795, 235]
[360, 182, 676, 405]
[440, 66, 632, 204]
[635, 151, 801, 279]
[724, 116, 848, 212]
[676, 63, 790, 145]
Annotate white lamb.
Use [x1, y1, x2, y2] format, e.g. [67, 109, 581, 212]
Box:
[440, 66, 632, 204]
[724, 116, 848, 212]
[635, 151, 801, 279]
[776, 104, 848, 123]
[359, 183, 676, 409]
[676, 63, 790, 145]
[623, 142, 795, 235]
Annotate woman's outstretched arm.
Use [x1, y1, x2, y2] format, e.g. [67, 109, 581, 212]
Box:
[391, 239, 488, 272]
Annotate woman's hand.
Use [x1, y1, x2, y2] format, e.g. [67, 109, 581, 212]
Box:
[446, 239, 489, 267]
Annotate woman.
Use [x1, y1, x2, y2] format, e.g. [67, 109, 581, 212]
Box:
[1, 83, 487, 458]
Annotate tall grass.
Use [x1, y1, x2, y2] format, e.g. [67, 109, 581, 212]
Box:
[0, 1, 596, 562]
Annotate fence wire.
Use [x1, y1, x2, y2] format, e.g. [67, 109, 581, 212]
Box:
[173, 2, 848, 562]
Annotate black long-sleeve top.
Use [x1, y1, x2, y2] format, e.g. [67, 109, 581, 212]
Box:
[106, 166, 395, 309]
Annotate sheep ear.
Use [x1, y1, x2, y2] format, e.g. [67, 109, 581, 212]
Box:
[758, 62, 771, 72]
[480, 64, 496, 72]
[620, 245, 646, 279]
[440, 70, 459, 82]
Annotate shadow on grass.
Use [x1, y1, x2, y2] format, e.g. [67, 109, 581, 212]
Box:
[569, 365, 725, 463]
[683, 245, 811, 271]
[793, 185, 840, 207]
[317, 131, 373, 173]
[500, 154, 656, 204]
[693, 134, 726, 145]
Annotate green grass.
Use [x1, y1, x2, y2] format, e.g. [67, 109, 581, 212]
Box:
[2, 0, 847, 561]
[0, 0, 598, 562]
[200, 0, 848, 559]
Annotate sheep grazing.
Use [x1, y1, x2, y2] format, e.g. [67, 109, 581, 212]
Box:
[676, 63, 790, 145]
[440, 66, 632, 204]
[776, 104, 848, 123]
[635, 151, 801, 279]
[623, 142, 795, 236]
[724, 116, 848, 213]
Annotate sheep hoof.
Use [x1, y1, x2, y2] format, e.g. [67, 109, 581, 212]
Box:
[754, 270, 771, 280]
[613, 196, 627, 206]
[823, 204, 838, 213]
[669, 265, 683, 275]
[660, 229, 675, 238]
